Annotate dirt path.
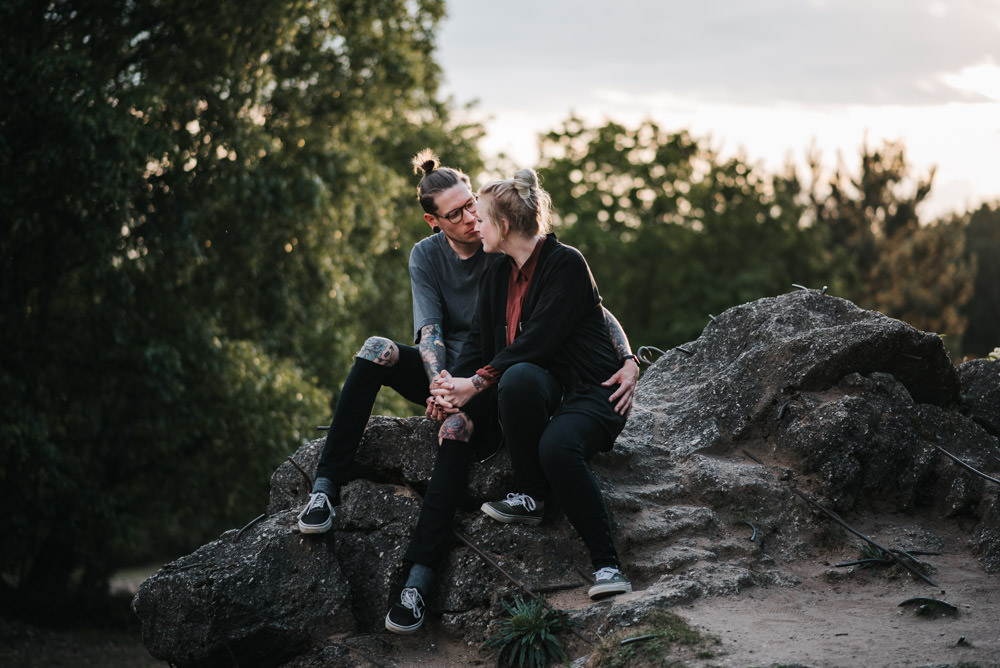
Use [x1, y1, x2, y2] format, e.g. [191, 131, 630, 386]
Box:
[678, 549, 999, 667]
[6, 520, 997, 667]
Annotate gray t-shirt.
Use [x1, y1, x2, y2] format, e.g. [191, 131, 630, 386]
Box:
[409, 232, 490, 371]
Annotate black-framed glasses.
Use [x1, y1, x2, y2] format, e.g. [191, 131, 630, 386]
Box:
[436, 198, 476, 225]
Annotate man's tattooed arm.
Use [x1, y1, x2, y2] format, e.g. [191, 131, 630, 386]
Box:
[418, 323, 447, 382]
[603, 307, 633, 361]
[602, 307, 639, 417]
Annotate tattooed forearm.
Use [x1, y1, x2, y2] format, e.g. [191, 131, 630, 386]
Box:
[471, 374, 488, 392]
[357, 336, 398, 366]
[418, 323, 447, 380]
[603, 307, 633, 359]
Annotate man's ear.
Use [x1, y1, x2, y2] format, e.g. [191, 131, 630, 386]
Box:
[423, 212, 440, 233]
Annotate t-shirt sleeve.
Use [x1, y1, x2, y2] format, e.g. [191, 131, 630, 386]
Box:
[409, 243, 443, 344]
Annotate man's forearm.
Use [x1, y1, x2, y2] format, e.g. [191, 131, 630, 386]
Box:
[603, 307, 634, 361]
[418, 323, 447, 381]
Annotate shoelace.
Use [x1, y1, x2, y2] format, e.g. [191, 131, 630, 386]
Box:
[504, 492, 536, 511]
[304, 492, 329, 512]
[593, 566, 621, 581]
[400, 587, 424, 618]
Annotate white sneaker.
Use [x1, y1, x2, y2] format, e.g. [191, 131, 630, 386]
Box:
[588, 566, 632, 599]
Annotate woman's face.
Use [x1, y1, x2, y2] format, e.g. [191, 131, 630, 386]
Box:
[474, 196, 504, 253]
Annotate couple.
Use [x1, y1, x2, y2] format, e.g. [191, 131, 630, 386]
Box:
[296, 150, 638, 634]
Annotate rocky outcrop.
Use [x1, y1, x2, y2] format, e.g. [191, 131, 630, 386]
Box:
[133, 290, 1000, 667]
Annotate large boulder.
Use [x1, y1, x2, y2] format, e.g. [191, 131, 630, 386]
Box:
[133, 291, 1000, 667]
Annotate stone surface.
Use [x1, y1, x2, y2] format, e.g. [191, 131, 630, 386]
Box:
[132, 291, 1000, 667]
[959, 358, 1000, 437]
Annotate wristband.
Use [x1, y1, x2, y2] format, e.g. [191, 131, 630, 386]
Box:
[622, 354, 640, 367]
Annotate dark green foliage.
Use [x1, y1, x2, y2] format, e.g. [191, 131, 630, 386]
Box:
[487, 596, 568, 668]
[808, 142, 974, 353]
[0, 0, 481, 622]
[961, 203, 1000, 357]
[538, 117, 825, 350]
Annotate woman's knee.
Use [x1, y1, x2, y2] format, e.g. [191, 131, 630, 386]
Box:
[438, 411, 474, 444]
[498, 362, 544, 389]
[537, 435, 579, 472]
[356, 336, 398, 366]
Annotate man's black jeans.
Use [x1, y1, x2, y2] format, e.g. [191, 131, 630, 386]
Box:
[314, 344, 429, 491]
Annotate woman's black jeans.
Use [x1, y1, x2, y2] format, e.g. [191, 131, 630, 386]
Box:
[497, 362, 622, 570]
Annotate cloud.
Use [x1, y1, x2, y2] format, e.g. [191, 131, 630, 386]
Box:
[942, 58, 1000, 101]
[439, 0, 1000, 107]
[437, 0, 1000, 216]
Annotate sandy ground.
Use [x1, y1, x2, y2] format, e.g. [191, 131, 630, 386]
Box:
[383, 514, 1000, 668]
[5, 521, 996, 667]
[676, 548, 1000, 668]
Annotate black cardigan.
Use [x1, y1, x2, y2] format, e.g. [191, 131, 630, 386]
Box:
[455, 234, 623, 406]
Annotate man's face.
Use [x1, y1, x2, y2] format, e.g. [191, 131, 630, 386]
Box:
[431, 183, 480, 246]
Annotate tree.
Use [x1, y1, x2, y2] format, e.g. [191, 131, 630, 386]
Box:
[961, 203, 1000, 357]
[808, 141, 974, 354]
[537, 117, 823, 349]
[0, 0, 481, 622]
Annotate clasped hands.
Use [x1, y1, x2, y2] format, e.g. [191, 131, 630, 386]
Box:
[423, 370, 476, 420]
[423, 361, 638, 421]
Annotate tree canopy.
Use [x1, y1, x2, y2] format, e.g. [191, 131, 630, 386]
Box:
[536, 118, 983, 359]
[1, 0, 481, 622]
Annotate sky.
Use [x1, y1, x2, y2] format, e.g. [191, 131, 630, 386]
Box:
[434, 0, 1000, 219]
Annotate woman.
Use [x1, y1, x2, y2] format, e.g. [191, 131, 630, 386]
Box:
[433, 168, 634, 599]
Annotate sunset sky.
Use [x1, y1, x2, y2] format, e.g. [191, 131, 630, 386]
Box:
[435, 0, 1000, 218]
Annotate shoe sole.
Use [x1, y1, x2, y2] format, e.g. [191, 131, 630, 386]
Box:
[297, 519, 332, 534]
[385, 616, 423, 634]
[588, 581, 632, 599]
[480, 503, 542, 526]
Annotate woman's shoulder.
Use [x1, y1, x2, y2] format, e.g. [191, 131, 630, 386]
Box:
[543, 235, 589, 268]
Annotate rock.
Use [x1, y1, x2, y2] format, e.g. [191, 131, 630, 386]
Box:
[133, 292, 1000, 666]
[959, 358, 1000, 437]
[132, 512, 353, 668]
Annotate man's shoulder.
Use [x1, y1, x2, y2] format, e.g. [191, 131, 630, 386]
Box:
[411, 232, 442, 255]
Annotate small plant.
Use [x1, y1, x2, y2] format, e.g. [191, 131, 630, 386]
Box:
[857, 542, 892, 565]
[592, 610, 720, 667]
[487, 595, 568, 668]
[987, 347, 1000, 362]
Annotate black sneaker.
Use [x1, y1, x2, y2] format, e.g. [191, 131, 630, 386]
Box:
[588, 566, 632, 599]
[297, 492, 334, 534]
[385, 587, 425, 634]
[481, 492, 543, 526]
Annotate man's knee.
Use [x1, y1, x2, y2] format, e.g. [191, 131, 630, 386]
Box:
[356, 336, 398, 366]
[438, 412, 474, 444]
